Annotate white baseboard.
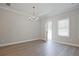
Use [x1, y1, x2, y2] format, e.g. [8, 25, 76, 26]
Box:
[0, 38, 42, 47]
[1, 38, 79, 48]
[41, 38, 79, 47]
[53, 40, 79, 47]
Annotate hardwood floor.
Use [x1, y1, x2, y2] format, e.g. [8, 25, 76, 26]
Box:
[0, 40, 79, 56]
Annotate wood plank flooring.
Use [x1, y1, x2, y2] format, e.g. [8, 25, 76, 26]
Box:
[0, 40, 79, 56]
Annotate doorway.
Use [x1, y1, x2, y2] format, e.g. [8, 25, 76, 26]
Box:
[46, 21, 52, 41]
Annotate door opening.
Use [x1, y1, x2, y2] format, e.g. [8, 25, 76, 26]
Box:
[46, 21, 52, 41]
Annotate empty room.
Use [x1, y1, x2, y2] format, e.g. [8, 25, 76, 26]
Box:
[0, 3, 79, 56]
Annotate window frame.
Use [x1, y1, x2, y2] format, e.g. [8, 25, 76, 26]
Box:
[57, 18, 70, 37]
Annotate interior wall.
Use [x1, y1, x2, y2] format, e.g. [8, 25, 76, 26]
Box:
[55, 8, 79, 44]
[41, 7, 79, 45]
[0, 7, 41, 45]
[0, 4, 79, 46]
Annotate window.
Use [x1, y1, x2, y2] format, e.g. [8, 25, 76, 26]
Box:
[58, 18, 69, 36]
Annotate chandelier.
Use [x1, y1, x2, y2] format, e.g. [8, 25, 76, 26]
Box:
[27, 6, 39, 21]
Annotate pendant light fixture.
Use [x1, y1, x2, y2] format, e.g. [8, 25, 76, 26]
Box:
[27, 5, 39, 21]
[5, 3, 39, 21]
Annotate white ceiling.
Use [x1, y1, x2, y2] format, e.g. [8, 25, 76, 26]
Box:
[0, 3, 79, 17]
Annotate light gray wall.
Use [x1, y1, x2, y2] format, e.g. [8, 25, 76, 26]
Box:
[41, 8, 79, 45]
[55, 8, 79, 44]
[0, 4, 79, 46]
[0, 7, 41, 44]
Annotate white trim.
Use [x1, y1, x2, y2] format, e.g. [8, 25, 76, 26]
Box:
[0, 38, 42, 47]
[2, 38, 79, 47]
[40, 38, 47, 41]
[0, 6, 28, 17]
[53, 40, 79, 47]
[41, 38, 79, 47]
